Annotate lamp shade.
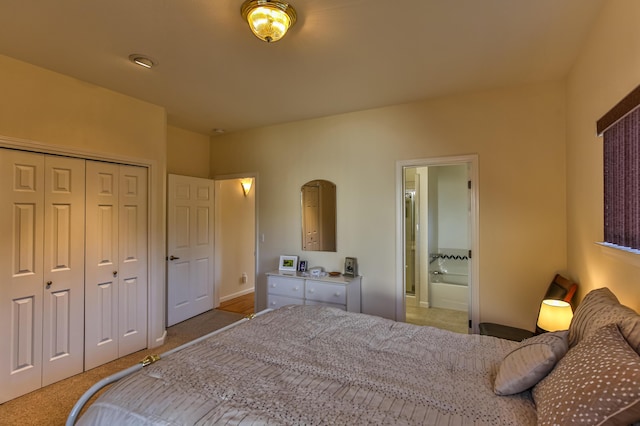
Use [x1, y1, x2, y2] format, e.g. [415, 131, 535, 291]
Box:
[240, 178, 253, 196]
[537, 299, 573, 332]
[241, 0, 297, 43]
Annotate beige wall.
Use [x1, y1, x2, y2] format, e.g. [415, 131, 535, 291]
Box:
[215, 179, 256, 301]
[167, 125, 210, 178]
[0, 54, 169, 347]
[6, 0, 634, 339]
[566, 1, 640, 311]
[210, 81, 568, 329]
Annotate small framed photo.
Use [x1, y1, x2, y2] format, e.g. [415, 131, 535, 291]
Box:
[298, 260, 308, 272]
[344, 257, 358, 277]
[279, 255, 298, 272]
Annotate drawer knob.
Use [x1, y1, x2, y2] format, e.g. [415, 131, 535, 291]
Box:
[293, 286, 299, 291]
[334, 292, 341, 297]
[309, 289, 315, 293]
[271, 284, 276, 288]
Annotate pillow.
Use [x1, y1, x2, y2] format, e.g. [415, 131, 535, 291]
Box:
[494, 331, 568, 395]
[533, 323, 640, 425]
[568, 287, 640, 354]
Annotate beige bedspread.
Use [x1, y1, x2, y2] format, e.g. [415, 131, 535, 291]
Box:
[77, 305, 537, 425]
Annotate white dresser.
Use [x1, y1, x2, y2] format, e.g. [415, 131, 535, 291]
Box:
[266, 271, 361, 312]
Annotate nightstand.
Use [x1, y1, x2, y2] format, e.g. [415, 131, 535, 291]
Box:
[479, 322, 534, 342]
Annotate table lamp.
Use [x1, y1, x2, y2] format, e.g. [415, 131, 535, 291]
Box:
[536, 299, 573, 332]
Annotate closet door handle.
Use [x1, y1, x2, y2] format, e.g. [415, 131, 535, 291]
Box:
[169, 255, 180, 260]
[113, 271, 118, 277]
[45, 281, 52, 288]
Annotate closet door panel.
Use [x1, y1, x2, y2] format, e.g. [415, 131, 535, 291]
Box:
[97, 281, 117, 342]
[85, 161, 120, 370]
[42, 155, 85, 385]
[118, 165, 147, 357]
[0, 149, 44, 403]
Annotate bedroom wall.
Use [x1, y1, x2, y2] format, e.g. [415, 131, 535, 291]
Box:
[0, 53, 169, 347]
[167, 125, 210, 178]
[215, 179, 256, 302]
[210, 81, 568, 330]
[566, 1, 640, 311]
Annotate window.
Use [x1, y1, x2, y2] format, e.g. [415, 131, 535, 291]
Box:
[597, 85, 640, 251]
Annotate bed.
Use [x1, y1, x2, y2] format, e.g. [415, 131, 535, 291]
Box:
[69, 288, 640, 425]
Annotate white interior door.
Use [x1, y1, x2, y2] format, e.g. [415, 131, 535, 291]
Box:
[167, 174, 215, 327]
[85, 161, 120, 369]
[302, 185, 319, 251]
[117, 165, 148, 357]
[0, 150, 45, 403]
[85, 161, 148, 370]
[0, 150, 85, 402]
[42, 155, 85, 386]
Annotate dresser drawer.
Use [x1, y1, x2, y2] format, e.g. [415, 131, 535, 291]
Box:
[267, 294, 303, 310]
[267, 276, 304, 298]
[305, 281, 346, 305]
[305, 299, 346, 311]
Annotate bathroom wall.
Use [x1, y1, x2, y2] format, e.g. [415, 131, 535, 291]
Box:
[431, 165, 469, 253]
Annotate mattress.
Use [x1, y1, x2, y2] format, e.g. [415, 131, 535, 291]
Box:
[77, 305, 537, 425]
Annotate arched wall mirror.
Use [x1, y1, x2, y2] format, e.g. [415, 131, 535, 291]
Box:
[301, 179, 336, 252]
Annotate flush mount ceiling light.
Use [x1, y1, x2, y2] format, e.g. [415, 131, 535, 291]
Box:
[128, 54, 157, 69]
[241, 0, 297, 43]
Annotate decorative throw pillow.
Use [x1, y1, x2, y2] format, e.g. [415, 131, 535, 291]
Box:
[533, 323, 640, 425]
[568, 287, 640, 354]
[493, 331, 568, 395]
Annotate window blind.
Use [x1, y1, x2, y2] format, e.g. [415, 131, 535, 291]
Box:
[599, 86, 640, 251]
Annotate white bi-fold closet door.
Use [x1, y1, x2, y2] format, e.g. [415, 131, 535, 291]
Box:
[0, 149, 85, 403]
[0, 150, 149, 403]
[84, 160, 148, 370]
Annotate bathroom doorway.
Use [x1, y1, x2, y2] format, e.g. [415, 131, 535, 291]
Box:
[396, 156, 479, 333]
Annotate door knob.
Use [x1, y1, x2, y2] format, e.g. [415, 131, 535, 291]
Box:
[169, 255, 180, 260]
[45, 281, 52, 288]
[113, 271, 118, 277]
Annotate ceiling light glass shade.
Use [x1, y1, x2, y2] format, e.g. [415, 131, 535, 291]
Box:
[241, 0, 297, 43]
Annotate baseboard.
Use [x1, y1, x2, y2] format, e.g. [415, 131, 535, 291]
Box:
[219, 288, 255, 303]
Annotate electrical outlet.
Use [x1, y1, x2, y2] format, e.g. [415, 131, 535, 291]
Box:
[241, 273, 247, 284]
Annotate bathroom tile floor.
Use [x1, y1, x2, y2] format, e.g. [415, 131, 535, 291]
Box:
[406, 305, 469, 334]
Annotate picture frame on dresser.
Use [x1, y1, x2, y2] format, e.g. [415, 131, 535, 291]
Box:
[278, 255, 298, 271]
[344, 257, 358, 277]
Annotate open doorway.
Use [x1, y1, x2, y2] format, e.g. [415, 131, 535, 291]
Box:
[396, 156, 479, 333]
[214, 175, 257, 315]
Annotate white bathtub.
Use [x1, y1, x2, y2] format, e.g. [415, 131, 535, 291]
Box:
[429, 274, 468, 311]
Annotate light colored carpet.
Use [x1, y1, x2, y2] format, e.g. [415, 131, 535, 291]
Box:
[0, 309, 245, 426]
[406, 305, 469, 334]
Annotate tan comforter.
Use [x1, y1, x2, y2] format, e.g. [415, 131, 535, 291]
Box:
[77, 305, 537, 425]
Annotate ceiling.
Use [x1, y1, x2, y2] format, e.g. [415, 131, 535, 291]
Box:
[0, 0, 604, 135]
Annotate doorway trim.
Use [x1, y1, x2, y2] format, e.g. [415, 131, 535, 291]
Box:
[395, 155, 479, 333]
